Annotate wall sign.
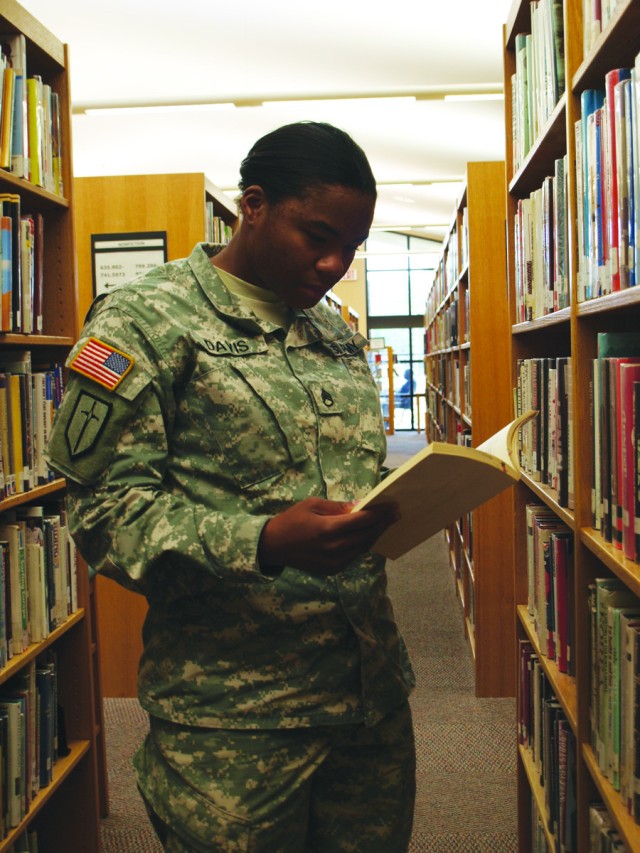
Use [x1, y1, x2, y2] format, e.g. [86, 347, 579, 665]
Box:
[91, 231, 168, 297]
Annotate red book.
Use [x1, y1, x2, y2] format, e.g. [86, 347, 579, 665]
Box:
[621, 363, 640, 559]
[612, 358, 640, 550]
[553, 531, 572, 672]
[605, 69, 631, 291]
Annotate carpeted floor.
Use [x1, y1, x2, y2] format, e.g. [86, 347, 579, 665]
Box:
[100, 431, 517, 852]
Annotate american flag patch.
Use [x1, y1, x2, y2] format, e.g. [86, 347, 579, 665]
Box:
[69, 337, 134, 391]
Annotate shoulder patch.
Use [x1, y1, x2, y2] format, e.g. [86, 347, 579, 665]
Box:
[69, 337, 135, 391]
[65, 392, 112, 458]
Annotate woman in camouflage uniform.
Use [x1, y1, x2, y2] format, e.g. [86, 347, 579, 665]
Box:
[46, 122, 416, 852]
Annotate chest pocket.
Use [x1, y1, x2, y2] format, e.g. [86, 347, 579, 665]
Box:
[192, 358, 309, 489]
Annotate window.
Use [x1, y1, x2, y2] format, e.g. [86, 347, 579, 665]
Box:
[366, 232, 438, 430]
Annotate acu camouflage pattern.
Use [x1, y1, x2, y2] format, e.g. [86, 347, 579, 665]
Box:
[45, 243, 415, 730]
[135, 702, 415, 852]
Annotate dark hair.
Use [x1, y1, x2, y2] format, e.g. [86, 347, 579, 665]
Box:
[239, 121, 377, 204]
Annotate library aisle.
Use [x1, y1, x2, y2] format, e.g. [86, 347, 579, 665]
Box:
[100, 432, 517, 853]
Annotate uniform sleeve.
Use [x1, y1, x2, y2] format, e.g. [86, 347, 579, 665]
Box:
[45, 309, 274, 593]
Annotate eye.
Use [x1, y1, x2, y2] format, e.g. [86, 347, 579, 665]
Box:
[306, 231, 327, 245]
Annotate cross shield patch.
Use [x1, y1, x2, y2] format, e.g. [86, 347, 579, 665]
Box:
[65, 392, 112, 458]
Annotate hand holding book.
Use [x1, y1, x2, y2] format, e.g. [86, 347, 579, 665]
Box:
[354, 409, 538, 560]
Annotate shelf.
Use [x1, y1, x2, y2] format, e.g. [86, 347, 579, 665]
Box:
[518, 744, 558, 853]
[0, 739, 91, 853]
[425, 161, 513, 698]
[519, 473, 575, 529]
[583, 744, 640, 851]
[0, 2, 103, 848]
[517, 606, 577, 733]
[504, 0, 640, 847]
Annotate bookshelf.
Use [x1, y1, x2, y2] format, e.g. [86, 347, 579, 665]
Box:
[74, 172, 238, 698]
[503, 0, 640, 849]
[424, 161, 514, 697]
[0, 0, 102, 850]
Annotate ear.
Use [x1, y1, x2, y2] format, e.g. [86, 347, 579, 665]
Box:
[240, 185, 268, 225]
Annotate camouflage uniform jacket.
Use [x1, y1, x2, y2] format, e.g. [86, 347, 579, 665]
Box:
[45, 243, 415, 729]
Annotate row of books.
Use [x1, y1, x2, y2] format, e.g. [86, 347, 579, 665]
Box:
[6, 827, 37, 853]
[518, 641, 577, 850]
[589, 578, 640, 822]
[511, 0, 565, 173]
[0, 655, 63, 839]
[575, 57, 640, 301]
[0, 353, 63, 499]
[583, 0, 625, 55]
[425, 298, 459, 352]
[531, 796, 552, 852]
[424, 353, 466, 414]
[589, 802, 630, 850]
[425, 234, 460, 316]
[0, 34, 62, 195]
[424, 387, 446, 441]
[0, 194, 44, 334]
[526, 503, 574, 675]
[513, 155, 569, 321]
[591, 332, 640, 561]
[515, 356, 574, 509]
[0, 502, 78, 668]
[205, 203, 233, 245]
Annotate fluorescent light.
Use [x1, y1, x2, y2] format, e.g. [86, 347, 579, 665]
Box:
[378, 179, 463, 187]
[443, 93, 504, 102]
[83, 103, 236, 116]
[262, 96, 416, 108]
[73, 85, 503, 115]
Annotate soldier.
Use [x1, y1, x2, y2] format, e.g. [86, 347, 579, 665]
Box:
[46, 121, 416, 852]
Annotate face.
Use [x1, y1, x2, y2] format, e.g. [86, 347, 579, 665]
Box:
[241, 183, 375, 309]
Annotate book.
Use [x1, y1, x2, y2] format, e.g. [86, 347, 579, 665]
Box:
[0, 33, 28, 180]
[354, 409, 537, 560]
[0, 64, 14, 171]
[0, 522, 26, 655]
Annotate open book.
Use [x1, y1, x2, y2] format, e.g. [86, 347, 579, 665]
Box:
[355, 409, 538, 560]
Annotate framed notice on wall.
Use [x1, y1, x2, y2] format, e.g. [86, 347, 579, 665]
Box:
[91, 231, 168, 297]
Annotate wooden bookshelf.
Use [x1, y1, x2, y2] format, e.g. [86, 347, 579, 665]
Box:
[0, 1, 102, 849]
[503, 0, 640, 849]
[73, 172, 238, 699]
[424, 161, 514, 697]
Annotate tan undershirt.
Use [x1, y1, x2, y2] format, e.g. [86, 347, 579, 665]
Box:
[215, 267, 292, 330]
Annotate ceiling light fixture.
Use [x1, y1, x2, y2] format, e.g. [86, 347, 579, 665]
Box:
[73, 84, 503, 115]
[443, 93, 505, 102]
[82, 103, 237, 116]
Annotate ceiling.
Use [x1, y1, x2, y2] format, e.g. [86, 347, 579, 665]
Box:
[25, 0, 512, 242]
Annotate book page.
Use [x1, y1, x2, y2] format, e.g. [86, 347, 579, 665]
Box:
[354, 409, 537, 559]
[476, 409, 537, 468]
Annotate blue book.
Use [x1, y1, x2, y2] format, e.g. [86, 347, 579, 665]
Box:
[0, 215, 11, 331]
[581, 88, 605, 300]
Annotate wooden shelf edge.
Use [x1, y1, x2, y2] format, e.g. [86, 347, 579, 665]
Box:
[582, 743, 640, 850]
[519, 474, 575, 529]
[0, 738, 91, 853]
[512, 307, 572, 333]
[0, 609, 85, 687]
[517, 606, 577, 732]
[580, 528, 640, 597]
[518, 743, 558, 853]
[0, 478, 67, 513]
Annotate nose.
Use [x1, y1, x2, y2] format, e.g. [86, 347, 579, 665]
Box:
[316, 249, 352, 280]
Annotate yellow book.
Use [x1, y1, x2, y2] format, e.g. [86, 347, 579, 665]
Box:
[8, 373, 22, 493]
[0, 66, 14, 170]
[26, 76, 42, 188]
[354, 409, 538, 560]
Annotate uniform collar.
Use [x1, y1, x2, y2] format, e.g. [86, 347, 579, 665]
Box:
[188, 242, 356, 347]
